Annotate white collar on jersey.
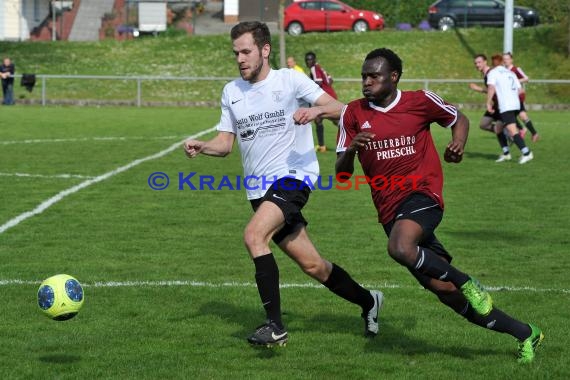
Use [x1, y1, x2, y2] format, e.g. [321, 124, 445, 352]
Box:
[368, 89, 401, 113]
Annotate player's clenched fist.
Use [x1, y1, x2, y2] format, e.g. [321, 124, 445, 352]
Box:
[184, 140, 203, 158]
[444, 146, 463, 163]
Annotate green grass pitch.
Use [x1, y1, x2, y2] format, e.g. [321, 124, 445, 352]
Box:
[0, 106, 568, 379]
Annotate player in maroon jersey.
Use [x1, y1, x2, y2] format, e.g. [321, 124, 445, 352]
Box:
[503, 52, 540, 142]
[336, 48, 543, 363]
[305, 52, 338, 152]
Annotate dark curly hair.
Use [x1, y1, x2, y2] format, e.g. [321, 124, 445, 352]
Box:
[364, 48, 403, 81]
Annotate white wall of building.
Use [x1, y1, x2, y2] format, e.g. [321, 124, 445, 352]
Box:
[0, 0, 51, 41]
[2, 0, 21, 40]
[0, 1, 4, 40]
[224, 0, 238, 23]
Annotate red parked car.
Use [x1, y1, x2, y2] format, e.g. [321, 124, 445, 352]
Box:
[284, 0, 384, 36]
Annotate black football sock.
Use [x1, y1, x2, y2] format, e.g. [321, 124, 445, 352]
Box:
[412, 271, 532, 341]
[413, 247, 470, 288]
[253, 253, 283, 328]
[316, 121, 325, 146]
[458, 300, 532, 340]
[322, 263, 374, 312]
[516, 119, 524, 130]
[512, 134, 530, 155]
[525, 119, 538, 135]
[497, 132, 510, 154]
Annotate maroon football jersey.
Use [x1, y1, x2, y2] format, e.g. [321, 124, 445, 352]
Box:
[309, 63, 337, 99]
[509, 65, 527, 103]
[337, 90, 458, 224]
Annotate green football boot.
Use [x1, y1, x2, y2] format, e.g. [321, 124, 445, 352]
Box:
[517, 323, 544, 364]
[460, 277, 493, 316]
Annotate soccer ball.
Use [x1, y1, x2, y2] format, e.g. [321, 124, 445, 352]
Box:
[37, 274, 84, 320]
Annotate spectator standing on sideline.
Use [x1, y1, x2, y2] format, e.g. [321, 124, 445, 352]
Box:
[487, 54, 533, 164]
[286, 56, 305, 74]
[305, 51, 337, 153]
[184, 21, 382, 348]
[0, 57, 15, 105]
[503, 52, 540, 142]
[336, 47, 543, 363]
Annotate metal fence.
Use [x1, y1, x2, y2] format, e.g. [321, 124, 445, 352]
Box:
[11, 74, 570, 109]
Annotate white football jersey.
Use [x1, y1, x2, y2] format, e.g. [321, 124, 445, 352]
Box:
[486, 66, 521, 113]
[217, 68, 325, 199]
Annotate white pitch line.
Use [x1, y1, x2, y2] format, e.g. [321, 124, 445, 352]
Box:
[0, 279, 568, 294]
[0, 172, 95, 179]
[0, 126, 217, 235]
[0, 135, 188, 145]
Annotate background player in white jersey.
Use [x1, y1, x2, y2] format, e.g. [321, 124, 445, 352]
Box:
[487, 54, 533, 164]
[183, 21, 381, 347]
[468, 54, 518, 161]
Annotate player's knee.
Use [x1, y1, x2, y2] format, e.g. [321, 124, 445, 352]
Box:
[300, 259, 326, 280]
[387, 240, 415, 266]
[243, 225, 263, 252]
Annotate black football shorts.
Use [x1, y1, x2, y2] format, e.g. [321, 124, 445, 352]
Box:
[382, 192, 452, 262]
[500, 110, 518, 125]
[250, 178, 311, 245]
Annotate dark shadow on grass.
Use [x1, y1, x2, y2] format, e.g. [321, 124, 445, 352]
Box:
[300, 310, 502, 360]
[197, 300, 504, 360]
[445, 229, 527, 242]
[38, 354, 81, 364]
[198, 301, 364, 340]
[197, 301, 258, 337]
[248, 345, 286, 359]
[362, 322, 505, 360]
[197, 301, 286, 358]
[364, 336, 506, 361]
[463, 151, 499, 161]
[453, 27, 477, 57]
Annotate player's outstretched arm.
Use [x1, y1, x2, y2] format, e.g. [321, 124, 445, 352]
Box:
[313, 93, 344, 121]
[517, 67, 529, 84]
[469, 83, 487, 93]
[444, 112, 469, 163]
[184, 131, 235, 159]
[293, 93, 344, 125]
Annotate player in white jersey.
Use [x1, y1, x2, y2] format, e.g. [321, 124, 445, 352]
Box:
[216, 67, 320, 200]
[486, 54, 533, 164]
[184, 21, 382, 347]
